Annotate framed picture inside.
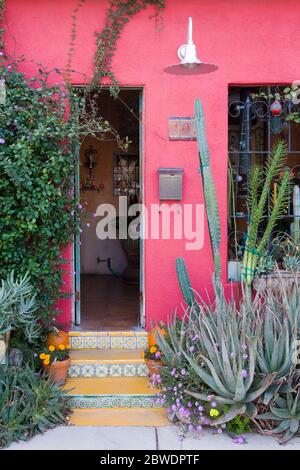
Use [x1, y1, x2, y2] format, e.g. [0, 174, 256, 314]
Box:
[113, 152, 139, 196]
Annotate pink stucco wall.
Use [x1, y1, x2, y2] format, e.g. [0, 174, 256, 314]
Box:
[4, 0, 300, 328]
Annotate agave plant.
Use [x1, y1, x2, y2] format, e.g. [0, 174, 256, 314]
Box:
[0, 271, 42, 342]
[256, 387, 300, 444]
[176, 286, 276, 425]
[242, 281, 299, 404]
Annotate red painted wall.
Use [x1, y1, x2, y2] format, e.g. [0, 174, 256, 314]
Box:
[5, 0, 300, 328]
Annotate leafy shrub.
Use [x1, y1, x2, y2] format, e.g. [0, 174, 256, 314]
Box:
[0, 271, 42, 342]
[0, 365, 71, 448]
[0, 57, 81, 323]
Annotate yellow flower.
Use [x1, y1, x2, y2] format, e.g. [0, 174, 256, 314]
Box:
[44, 359, 50, 366]
[58, 344, 65, 350]
[39, 353, 46, 360]
[66, 344, 71, 350]
[141, 351, 145, 358]
[209, 409, 219, 417]
[150, 346, 157, 354]
[48, 345, 55, 352]
[45, 354, 50, 360]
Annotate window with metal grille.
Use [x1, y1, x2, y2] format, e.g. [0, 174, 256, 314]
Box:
[228, 85, 300, 281]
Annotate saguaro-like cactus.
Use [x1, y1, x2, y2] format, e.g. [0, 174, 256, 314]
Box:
[176, 99, 221, 301]
[194, 98, 221, 285]
[291, 185, 300, 243]
[176, 258, 196, 306]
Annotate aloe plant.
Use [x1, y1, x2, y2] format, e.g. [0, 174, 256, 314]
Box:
[242, 140, 291, 286]
[256, 388, 300, 444]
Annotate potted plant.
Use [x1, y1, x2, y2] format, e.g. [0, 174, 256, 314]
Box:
[40, 343, 71, 384]
[143, 344, 164, 377]
[0, 272, 41, 364]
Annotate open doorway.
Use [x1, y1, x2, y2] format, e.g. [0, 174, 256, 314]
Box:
[74, 88, 142, 330]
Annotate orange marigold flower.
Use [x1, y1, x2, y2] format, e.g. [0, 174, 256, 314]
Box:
[150, 346, 157, 354]
[58, 344, 65, 350]
[39, 353, 46, 360]
[66, 344, 71, 349]
[44, 359, 50, 366]
[48, 345, 55, 352]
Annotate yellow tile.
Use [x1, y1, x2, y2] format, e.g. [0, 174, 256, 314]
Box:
[70, 408, 170, 427]
[64, 376, 157, 395]
[70, 349, 145, 364]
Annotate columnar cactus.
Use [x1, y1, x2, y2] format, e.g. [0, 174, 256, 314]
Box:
[291, 185, 300, 243]
[176, 99, 221, 301]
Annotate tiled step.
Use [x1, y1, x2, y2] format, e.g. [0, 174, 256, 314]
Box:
[69, 330, 148, 350]
[69, 349, 148, 377]
[70, 408, 170, 427]
[64, 376, 159, 409]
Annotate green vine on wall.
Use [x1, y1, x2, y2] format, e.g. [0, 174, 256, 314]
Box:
[0, 0, 5, 49]
[66, 0, 165, 93]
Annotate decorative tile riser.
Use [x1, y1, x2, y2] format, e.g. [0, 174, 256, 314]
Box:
[68, 363, 148, 378]
[68, 394, 159, 409]
[70, 336, 148, 350]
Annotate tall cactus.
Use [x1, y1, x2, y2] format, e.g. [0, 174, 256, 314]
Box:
[291, 185, 300, 243]
[176, 258, 196, 306]
[194, 99, 221, 286]
[176, 99, 221, 302]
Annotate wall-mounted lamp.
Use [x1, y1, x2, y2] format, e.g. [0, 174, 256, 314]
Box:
[164, 17, 218, 75]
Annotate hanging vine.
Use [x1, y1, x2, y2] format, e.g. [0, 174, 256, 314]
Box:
[0, 0, 5, 49]
[66, 0, 165, 93]
[91, 0, 165, 92]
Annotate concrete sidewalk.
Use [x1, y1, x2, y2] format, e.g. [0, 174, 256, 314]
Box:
[6, 426, 300, 450]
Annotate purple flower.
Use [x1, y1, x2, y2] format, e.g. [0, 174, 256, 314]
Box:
[217, 428, 223, 434]
[241, 344, 247, 351]
[181, 368, 187, 375]
[0, 138, 5, 144]
[155, 351, 161, 359]
[207, 395, 212, 401]
[171, 404, 177, 411]
[187, 401, 193, 408]
[198, 405, 204, 412]
[196, 425, 202, 432]
[189, 346, 195, 353]
[78, 204, 83, 210]
[233, 435, 246, 445]
[178, 383, 183, 389]
[243, 353, 248, 360]
[211, 401, 217, 408]
[241, 369, 248, 378]
[188, 424, 194, 432]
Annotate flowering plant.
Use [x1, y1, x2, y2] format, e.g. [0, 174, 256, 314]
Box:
[143, 344, 162, 361]
[39, 343, 71, 366]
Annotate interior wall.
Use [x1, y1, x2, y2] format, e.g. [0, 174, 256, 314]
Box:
[79, 90, 139, 275]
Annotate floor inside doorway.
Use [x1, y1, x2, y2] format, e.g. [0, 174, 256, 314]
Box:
[79, 274, 139, 331]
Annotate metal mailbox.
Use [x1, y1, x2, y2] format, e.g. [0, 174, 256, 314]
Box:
[158, 168, 184, 200]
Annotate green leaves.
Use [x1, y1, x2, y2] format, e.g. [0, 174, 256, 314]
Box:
[0, 365, 71, 448]
[0, 64, 81, 322]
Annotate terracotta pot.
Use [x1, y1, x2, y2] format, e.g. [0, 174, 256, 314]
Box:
[46, 330, 69, 350]
[144, 358, 163, 376]
[44, 358, 71, 385]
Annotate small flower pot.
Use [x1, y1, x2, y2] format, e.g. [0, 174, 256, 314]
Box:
[44, 358, 71, 385]
[144, 358, 163, 376]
